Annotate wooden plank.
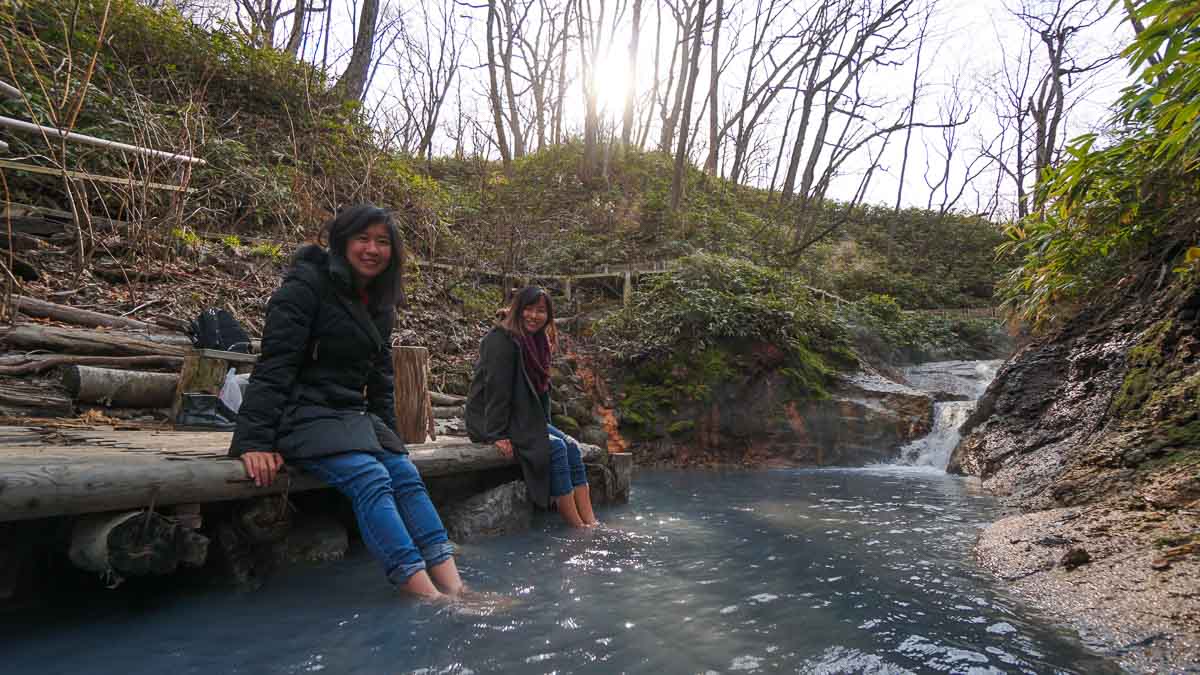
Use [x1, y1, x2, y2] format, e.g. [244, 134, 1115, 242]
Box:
[0, 427, 604, 522]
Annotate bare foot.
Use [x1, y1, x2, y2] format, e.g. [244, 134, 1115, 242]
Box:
[449, 589, 523, 616]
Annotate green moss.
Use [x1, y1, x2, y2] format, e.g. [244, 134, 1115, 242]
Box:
[1154, 533, 1197, 548]
[248, 243, 283, 261]
[551, 414, 580, 436]
[667, 420, 696, 436]
[1112, 319, 1176, 419]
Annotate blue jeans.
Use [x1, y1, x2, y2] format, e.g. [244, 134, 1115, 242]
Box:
[547, 425, 588, 497]
[294, 452, 454, 584]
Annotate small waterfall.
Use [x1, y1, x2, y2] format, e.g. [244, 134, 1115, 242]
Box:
[899, 401, 974, 468]
[896, 360, 1001, 470]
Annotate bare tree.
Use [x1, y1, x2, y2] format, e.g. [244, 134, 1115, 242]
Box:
[577, 0, 605, 182]
[980, 0, 1118, 217]
[669, 0, 708, 210]
[621, 0, 643, 147]
[338, 0, 382, 102]
[702, 0, 725, 174]
[893, 3, 931, 212]
[486, 0, 514, 167]
[382, 0, 464, 161]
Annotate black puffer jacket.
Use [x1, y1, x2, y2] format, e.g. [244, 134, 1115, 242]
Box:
[465, 327, 553, 508]
[229, 244, 404, 460]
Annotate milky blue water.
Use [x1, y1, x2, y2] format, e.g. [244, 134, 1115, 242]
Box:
[3, 468, 1118, 674]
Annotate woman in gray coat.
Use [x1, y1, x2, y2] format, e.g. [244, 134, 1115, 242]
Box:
[465, 286, 598, 527]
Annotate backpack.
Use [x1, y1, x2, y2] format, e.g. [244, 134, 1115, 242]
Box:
[188, 308, 253, 353]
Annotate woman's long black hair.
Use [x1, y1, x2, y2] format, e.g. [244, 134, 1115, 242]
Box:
[319, 203, 406, 308]
[500, 285, 557, 344]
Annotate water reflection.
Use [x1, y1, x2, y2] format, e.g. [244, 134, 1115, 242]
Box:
[3, 468, 1117, 674]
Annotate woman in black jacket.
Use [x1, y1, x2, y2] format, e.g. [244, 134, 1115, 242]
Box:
[229, 204, 463, 600]
[465, 286, 598, 527]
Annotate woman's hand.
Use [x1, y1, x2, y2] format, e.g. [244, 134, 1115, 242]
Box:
[494, 439, 514, 459]
[241, 451, 284, 487]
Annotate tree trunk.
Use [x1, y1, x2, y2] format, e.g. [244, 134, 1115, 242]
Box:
[63, 366, 180, 409]
[284, 0, 307, 56]
[68, 510, 209, 581]
[12, 294, 156, 331]
[429, 391, 466, 406]
[552, 1, 573, 146]
[337, 0, 380, 102]
[432, 405, 465, 419]
[703, 0, 724, 174]
[0, 429, 603, 522]
[501, 0, 526, 158]
[669, 0, 708, 212]
[1, 325, 191, 357]
[487, 0, 513, 167]
[0, 381, 73, 418]
[393, 346, 432, 444]
[0, 354, 183, 377]
[621, 0, 643, 147]
[659, 3, 692, 153]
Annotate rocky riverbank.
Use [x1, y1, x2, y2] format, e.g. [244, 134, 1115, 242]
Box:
[949, 268, 1200, 673]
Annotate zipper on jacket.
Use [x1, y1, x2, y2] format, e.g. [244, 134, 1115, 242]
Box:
[311, 339, 320, 361]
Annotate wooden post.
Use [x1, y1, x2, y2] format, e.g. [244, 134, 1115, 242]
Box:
[562, 277, 572, 302]
[622, 271, 632, 306]
[171, 349, 257, 422]
[393, 346, 432, 443]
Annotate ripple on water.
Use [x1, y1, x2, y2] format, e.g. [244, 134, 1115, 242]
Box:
[1, 468, 1119, 675]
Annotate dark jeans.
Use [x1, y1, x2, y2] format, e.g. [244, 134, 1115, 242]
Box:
[294, 451, 454, 584]
[547, 424, 588, 497]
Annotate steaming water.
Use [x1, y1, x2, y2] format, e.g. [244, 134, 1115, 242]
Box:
[897, 360, 1003, 470]
[4, 468, 1116, 674]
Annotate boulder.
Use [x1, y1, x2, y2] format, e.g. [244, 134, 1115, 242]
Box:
[285, 513, 348, 564]
[441, 481, 531, 542]
[551, 414, 581, 435]
[580, 425, 610, 448]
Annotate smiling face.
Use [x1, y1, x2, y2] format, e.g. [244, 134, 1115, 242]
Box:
[521, 296, 550, 334]
[345, 221, 392, 286]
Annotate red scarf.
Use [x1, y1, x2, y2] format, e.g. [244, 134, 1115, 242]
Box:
[518, 330, 551, 393]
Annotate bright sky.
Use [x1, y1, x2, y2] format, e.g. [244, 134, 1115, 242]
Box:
[261, 0, 1132, 218]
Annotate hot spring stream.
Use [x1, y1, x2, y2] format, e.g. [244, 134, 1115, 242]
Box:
[3, 362, 1120, 674]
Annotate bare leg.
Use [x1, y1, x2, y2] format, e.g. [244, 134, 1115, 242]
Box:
[573, 485, 599, 526]
[428, 557, 465, 596]
[399, 570, 443, 600]
[556, 493, 587, 527]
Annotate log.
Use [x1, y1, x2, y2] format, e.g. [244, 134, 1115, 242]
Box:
[393, 346, 431, 444]
[1, 324, 191, 356]
[13, 294, 155, 331]
[432, 405, 465, 419]
[0, 382, 73, 417]
[429, 391, 466, 406]
[0, 354, 183, 376]
[0, 431, 606, 521]
[63, 366, 179, 408]
[68, 510, 209, 583]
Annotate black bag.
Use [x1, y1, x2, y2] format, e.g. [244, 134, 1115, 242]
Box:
[188, 308, 252, 353]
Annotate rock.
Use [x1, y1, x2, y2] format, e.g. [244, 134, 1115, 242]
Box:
[1150, 557, 1172, 571]
[552, 413, 581, 435]
[1061, 547, 1091, 569]
[285, 513, 348, 564]
[580, 425, 609, 448]
[441, 481, 531, 542]
[567, 399, 593, 423]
